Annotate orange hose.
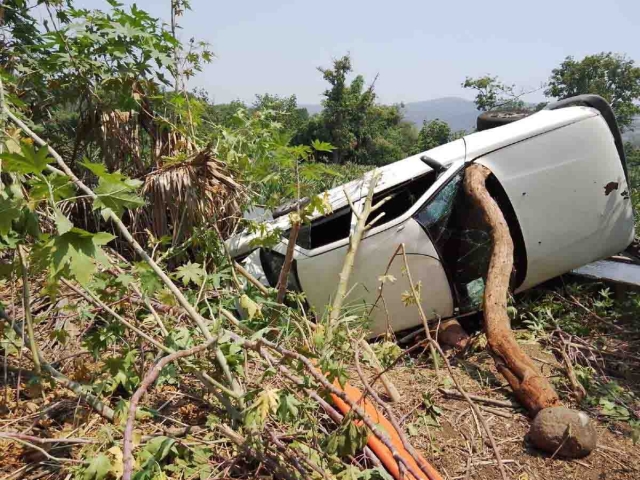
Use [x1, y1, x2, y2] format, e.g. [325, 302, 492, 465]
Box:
[329, 379, 444, 480]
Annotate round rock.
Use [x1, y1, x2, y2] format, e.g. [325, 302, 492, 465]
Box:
[528, 407, 597, 458]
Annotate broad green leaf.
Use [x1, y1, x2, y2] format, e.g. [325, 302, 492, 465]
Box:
[142, 436, 176, 462]
[133, 262, 162, 295]
[311, 139, 335, 152]
[0, 144, 53, 174]
[28, 174, 75, 203]
[174, 261, 204, 286]
[277, 393, 301, 422]
[83, 453, 112, 480]
[50, 228, 115, 285]
[82, 160, 144, 217]
[93, 178, 145, 218]
[54, 208, 73, 234]
[325, 419, 369, 458]
[0, 195, 22, 236]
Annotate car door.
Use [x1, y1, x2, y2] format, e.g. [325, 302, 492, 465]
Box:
[296, 161, 465, 336]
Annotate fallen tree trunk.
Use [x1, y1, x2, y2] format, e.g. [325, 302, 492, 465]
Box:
[464, 164, 560, 416]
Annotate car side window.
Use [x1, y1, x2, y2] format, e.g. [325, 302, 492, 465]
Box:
[365, 171, 437, 227]
[295, 206, 352, 250]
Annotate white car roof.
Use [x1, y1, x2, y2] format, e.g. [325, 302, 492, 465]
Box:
[228, 106, 599, 255]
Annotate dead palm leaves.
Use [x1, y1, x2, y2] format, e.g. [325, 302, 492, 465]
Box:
[135, 147, 245, 245]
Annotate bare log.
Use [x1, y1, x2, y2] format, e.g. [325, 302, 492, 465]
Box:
[464, 164, 560, 415]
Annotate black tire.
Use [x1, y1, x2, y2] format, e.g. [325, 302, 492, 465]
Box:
[272, 197, 310, 219]
[476, 110, 531, 132]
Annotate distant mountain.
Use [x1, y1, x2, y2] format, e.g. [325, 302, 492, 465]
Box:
[300, 97, 480, 132]
[401, 97, 480, 132]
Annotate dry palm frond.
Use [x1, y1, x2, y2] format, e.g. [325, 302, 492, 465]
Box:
[99, 110, 145, 175]
[134, 147, 245, 244]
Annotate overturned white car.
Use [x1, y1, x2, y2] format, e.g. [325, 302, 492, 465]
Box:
[228, 95, 635, 336]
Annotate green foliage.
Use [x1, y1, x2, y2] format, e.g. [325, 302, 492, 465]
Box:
[83, 453, 112, 480]
[82, 160, 144, 218]
[324, 416, 369, 458]
[417, 119, 452, 151]
[294, 54, 418, 165]
[462, 75, 529, 112]
[546, 52, 640, 130]
[0, 143, 53, 174]
[252, 93, 309, 133]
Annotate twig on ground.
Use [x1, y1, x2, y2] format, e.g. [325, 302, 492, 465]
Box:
[0, 433, 87, 464]
[438, 389, 519, 409]
[122, 337, 218, 480]
[428, 339, 508, 480]
[354, 344, 442, 480]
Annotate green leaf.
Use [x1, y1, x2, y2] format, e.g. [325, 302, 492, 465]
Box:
[54, 208, 73, 234]
[0, 194, 22, 236]
[311, 139, 335, 152]
[0, 144, 53, 174]
[82, 160, 144, 217]
[142, 436, 176, 462]
[49, 228, 115, 285]
[277, 393, 301, 422]
[28, 174, 75, 203]
[93, 178, 145, 218]
[325, 419, 369, 457]
[174, 261, 205, 286]
[134, 262, 162, 295]
[83, 453, 112, 480]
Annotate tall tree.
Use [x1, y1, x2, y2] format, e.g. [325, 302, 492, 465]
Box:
[252, 93, 309, 133]
[318, 55, 375, 163]
[462, 76, 527, 112]
[545, 52, 640, 130]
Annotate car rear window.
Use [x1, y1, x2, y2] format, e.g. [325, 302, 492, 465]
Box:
[365, 171, 437, 227]
[295, 206, 352, 250]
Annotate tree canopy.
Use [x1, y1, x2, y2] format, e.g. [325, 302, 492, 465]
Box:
[545, 52, 640, 130]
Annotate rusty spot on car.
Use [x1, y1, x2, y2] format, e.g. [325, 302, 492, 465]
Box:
[604, 182, 619, 196]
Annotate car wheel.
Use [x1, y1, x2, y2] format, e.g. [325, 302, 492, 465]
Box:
[476, 110, 531, 132]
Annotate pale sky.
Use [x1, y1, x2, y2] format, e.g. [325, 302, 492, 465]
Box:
[71, 0, 640, 105]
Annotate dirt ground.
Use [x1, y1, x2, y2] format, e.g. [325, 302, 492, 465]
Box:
[354, 338, 640, 480]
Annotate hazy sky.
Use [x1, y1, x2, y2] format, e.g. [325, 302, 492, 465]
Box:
[71, 0, 640, 105]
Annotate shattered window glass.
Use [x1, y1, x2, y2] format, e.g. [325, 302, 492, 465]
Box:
[414, 170, 493, 312]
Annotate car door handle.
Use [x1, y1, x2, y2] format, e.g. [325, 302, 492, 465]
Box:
[396, 225, 405, 232]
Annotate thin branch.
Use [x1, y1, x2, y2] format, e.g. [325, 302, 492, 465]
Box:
[276, 220, 301, 303]
[354, 344, 441, 480]
[400, 243, 440, 377]
[122, 337, 218, 480]
[428, 338, 508, 480]
[329, 173, 379, 337]
[17, 246, 40, 375]
[3, 106, 244, 400]
[0, 433, 87, 464]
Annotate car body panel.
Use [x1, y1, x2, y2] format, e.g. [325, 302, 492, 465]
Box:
[296, 218, 453, 335]
[477, 112, 634, 290]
